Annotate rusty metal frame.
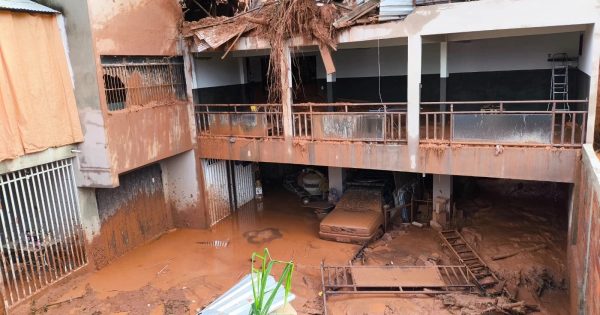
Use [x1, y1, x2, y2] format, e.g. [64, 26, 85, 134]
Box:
[101, 58, 186, 111]
[438, 230, 501, 293]
[320, 262, 475, 315]
[194, 104, 284, 138]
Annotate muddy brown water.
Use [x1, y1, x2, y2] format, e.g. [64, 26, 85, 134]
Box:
[13, 184, 570, 315]
[16, 188, 358, 314]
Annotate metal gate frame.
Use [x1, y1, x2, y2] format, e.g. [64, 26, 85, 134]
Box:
[0, 158, 87, 309]
[201, 159, 256, 226]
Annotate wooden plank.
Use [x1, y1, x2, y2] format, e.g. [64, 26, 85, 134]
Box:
[319, 44, 336, 75]
[333, 0, 380, 29]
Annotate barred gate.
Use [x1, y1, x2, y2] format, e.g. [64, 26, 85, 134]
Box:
[233, 162, 255, 208]
[202, 159, 231, 226]
[0, 159, 86, 308]
[201, 159, 256, 226]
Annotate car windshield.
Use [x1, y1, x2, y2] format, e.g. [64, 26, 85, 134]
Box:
[335, 189, 382, 212]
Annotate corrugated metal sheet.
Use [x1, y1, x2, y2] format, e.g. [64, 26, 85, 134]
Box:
[379, 0, 413, 21]
[200, 273, 296, 315]
[0, 0, 58, 13]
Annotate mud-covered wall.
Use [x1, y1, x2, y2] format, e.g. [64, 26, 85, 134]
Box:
[89, 0, 194, 177]
[88, 0, 181, 56]
[568, 144, 600, 315]
[197, 138, 579, 183]
[91, 164, 173, 269]
[106, 102, 194, 174]
[595, 70, 600, 148]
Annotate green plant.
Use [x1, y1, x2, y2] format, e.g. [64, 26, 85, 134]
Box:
[250, 248, 294, 315]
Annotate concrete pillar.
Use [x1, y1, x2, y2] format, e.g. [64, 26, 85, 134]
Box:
[238, 57, 248, 103]
[77, 187, 101, 242]
[281, 44, 294, 139]
[326, 73, 336, 103]
[328, 166, 346, 194]
[160, 150, 207, 228]
[440, 41, 448, 105]
[407, 35, 422, 171]
[580, 24, 600, 144]
[433, 174, 452, 212]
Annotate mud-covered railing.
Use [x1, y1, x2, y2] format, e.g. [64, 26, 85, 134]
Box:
[420, 100, 588, 147]
[292, 103, 408, 143]
[194, 104, 284, 138]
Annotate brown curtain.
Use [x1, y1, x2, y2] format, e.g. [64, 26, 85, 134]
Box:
[0, 11, 83, 161]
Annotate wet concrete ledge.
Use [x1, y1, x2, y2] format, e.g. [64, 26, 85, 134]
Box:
[197, 137, 579, 183]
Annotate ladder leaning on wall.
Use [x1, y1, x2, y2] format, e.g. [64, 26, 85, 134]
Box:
[549, 53, 570, 111]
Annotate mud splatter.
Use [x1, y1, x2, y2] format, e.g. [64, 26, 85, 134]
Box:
[243, 227, 283, 244]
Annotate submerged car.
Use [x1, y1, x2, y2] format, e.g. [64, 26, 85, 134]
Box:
[319, 187, 389, 244]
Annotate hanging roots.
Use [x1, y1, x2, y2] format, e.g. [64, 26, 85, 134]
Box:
[257, 0, 337, 102]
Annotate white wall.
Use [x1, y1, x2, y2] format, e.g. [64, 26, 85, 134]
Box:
[323, 46, 408, 79]
[448, 32, 580, 73]
[194, 56, 243, 88]
[319, 32, 581, 79]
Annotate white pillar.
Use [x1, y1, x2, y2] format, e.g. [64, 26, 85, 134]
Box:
[433, 174, 452, 213]
[580, 24, 600, 144]
[160, 150, 208, 228]
[238, 58, 248, 103]
[238, 58, 247, 84]
[440, 41, 448, 104]
[326, 73, 336, 103]
[407, 35, 422, 170]
[281, 44, 293, 139]
[328, 167, 346, 194]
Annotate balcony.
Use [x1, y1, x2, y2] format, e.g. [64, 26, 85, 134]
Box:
[194, 100, 586, 183]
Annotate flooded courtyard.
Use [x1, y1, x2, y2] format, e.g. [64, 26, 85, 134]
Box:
[12, 179, 570, 315]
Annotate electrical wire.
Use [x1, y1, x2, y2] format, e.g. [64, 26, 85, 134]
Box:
[377, 38, 383, 103]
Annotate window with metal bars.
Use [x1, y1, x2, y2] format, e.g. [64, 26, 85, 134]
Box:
[0, 159, 86, 308]
[101, 56, 187, 111]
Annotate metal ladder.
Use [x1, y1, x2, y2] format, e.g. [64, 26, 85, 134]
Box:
[550, 53, 570, 111]
[439, 230, 502, 294]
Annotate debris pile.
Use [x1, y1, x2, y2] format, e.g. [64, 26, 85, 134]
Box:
[439, 293, 540, 315]
[181, 0, 416, 100]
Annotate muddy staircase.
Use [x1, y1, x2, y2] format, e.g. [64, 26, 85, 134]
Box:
[439, 230, 503, 295]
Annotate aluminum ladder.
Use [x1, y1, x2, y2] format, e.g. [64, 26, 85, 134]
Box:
[550, 53, 570, 111]
[439, 230, 503, 295]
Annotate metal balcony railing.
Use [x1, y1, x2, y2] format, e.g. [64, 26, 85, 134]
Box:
[194, 100, 588, 148]
[292, 103, 408, 143]
[101, 57, 186, 111]
[420, 100, 588, 147]
[194, 104, 284, 138]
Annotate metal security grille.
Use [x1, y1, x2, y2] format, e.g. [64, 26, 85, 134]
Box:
[233, 163, 255, 208]
[101, 57, 186, 111]
[202, 159, 231, 226]
[0, 159, 86, 308]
